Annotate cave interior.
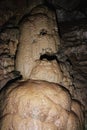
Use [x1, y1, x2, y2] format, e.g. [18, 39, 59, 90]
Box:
[0, 0, 87, 129]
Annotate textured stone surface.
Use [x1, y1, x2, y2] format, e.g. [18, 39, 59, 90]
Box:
[56, 9, 86, 22]
[29, 59, 63, 83]
[16, 5, 60, 79]
[58, 21, 87, 128]
[0, 3, 86, 129]
[58, 20, 87, 110]
[0, 28, 20, 89]
[29, 59, 74, 95]
[0, 80, 84, 130]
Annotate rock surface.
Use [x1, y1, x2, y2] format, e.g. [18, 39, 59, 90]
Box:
[0, 80, 84, 130]
[58, 20, 87, 128]
[16, 5, 60, 79]
[0, 28, 20, 89]
[29, 59, 74, 95]
[58, 20, 87, 111]
[0, 3, 86, 129]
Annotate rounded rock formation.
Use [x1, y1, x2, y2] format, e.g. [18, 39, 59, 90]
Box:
[0, 79, 83, 130]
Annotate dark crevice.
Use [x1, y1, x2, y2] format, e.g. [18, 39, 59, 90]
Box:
[40, 29, 47, 36]
[66, 58, 72, 65]
[40, 54, 58, 62]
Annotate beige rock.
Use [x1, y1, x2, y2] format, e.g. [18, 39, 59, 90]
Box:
[16, 6, 60, 79]
[30, 5, 56, 20]
[29, 59, 74, 95]
[71, 99, 85, 130]
[29, 59, 63, 84]
[59, 62, 74, 95]
[0, 80, 83, 130]
[66, 111, 81, 130]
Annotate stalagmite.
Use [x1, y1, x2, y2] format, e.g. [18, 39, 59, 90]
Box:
[0, 5, 84, 130]
[16, 5, 60, 79]
[16, 5, 74, 95]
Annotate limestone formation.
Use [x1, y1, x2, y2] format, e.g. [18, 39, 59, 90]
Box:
[0, 80, 83, 130]
[0, 5, 85, 130]
[16, 5, 74, 95]
[29, 59, 74, 95]
[16, 5, 60, 79]
[71, 99, 85, 130]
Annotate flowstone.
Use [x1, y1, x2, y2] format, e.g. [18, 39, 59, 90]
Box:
[0, 5, 85, 130]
